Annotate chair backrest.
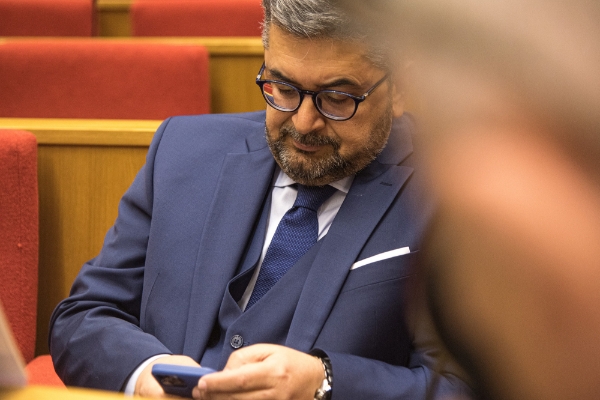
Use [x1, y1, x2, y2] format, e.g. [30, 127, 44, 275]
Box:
[0, 39, 210, 120]
[0, 130, 38, 364]
[0, 0, 95, 36]
[131, 0, 263, 37]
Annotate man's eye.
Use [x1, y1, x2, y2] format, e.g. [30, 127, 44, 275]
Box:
[273, 84, 297, 97]
[321, 92, 352, 105]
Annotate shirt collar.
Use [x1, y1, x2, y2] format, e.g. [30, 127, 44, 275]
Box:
[274, 167, 354, 194]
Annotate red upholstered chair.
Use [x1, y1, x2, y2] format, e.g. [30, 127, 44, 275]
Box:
[0, 0, 95, 36]
[131, 0, 263, 37]
[0, 130, 63, 387]
[0, 39, 210, 119]
[25, 355, 65, 386]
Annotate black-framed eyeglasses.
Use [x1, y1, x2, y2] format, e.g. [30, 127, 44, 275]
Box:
[255, 63, 389, 121]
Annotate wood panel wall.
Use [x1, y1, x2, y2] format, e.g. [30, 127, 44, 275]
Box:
[97, 0, 132, 37]
[0, 118, 158, 355]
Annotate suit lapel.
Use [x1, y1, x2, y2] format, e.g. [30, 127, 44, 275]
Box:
[183, 141, 275, 358]
[286, 114, 416, 351]
[286, 162, 414, 350]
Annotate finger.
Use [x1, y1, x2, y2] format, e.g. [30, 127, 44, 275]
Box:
[202, 362, 278, 393]
[194, 382, 278, 400]
[224, 343, 288, 370]
[140, 374, 188, 398]
[137, 375, 168, 398]
[223, 344, 280, 370]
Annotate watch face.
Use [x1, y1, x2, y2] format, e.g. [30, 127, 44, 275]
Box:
[315, 388, 327, 400]
[314, 380, 331, 400]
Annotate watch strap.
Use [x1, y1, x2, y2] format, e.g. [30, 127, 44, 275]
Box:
[314, 356, 332, 400]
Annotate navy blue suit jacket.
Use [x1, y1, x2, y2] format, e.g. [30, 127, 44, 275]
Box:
[50, 111, 471, 399]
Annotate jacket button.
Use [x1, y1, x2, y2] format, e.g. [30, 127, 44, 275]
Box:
[230, 334, 244, 349]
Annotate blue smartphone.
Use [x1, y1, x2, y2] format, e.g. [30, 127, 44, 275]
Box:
[151, 363, 217, 398]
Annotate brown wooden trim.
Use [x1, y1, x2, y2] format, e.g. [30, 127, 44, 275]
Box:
[0, 118, 160, 146]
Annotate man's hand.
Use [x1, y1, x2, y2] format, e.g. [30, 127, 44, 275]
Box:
[136, 355, 201, 398]
[192, 344, 324, 400]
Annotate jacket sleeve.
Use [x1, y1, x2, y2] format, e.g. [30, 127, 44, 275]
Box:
[316, 291, 475, 400]
[49, 118, 175, 391]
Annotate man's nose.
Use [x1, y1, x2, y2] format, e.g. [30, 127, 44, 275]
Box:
[292, 96, 326, 134]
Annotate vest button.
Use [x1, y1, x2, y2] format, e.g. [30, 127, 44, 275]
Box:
[230, 334, 244, 349]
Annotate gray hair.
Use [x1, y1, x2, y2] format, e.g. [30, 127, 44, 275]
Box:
[261, 0, 391, 71]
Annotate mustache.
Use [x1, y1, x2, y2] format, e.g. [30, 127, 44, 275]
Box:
[280, 125, 341, 150]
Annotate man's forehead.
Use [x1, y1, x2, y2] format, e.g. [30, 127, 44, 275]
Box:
[267, 25, 370, 62]
[264, 26, 378, 86]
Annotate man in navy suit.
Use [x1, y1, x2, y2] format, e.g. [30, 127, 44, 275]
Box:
[49, 0, 472, 399]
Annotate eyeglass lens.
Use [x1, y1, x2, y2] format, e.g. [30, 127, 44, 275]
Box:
[262, 82, 356, 119]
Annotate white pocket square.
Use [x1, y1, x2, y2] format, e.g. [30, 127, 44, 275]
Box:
[350, 247, 411, 270]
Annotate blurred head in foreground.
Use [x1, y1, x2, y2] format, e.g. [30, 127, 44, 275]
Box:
[336, 1, 600, 399]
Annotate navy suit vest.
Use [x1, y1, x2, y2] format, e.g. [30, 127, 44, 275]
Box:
[200, 189, 324, 369]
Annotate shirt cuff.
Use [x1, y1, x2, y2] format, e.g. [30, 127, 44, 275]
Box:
[124, 354, 171, 396]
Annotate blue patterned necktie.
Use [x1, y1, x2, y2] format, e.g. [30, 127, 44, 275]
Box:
[245, 184, 337, 310]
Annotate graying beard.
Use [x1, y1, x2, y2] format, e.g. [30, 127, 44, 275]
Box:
[264, 101, 392, 183]
[276, 141, 352, 182]
[266, 127, 378, 184]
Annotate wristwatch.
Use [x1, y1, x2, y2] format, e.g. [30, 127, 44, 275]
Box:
[314, 356, 332, 400]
